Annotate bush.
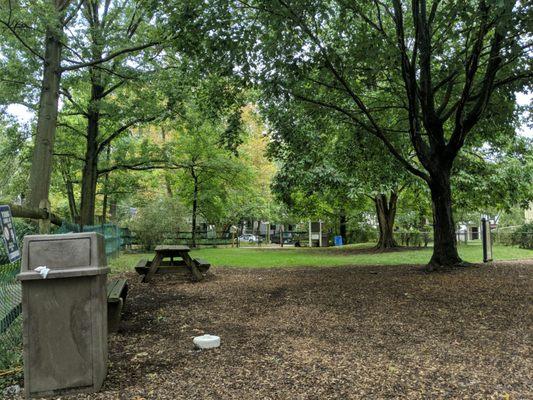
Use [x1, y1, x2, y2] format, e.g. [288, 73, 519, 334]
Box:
[347, 224, 378, 244]
[129, 198, 187, 250]
[511, 223, 533, 249]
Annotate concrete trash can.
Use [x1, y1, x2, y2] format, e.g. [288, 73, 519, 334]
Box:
[17, 232, 109, 399]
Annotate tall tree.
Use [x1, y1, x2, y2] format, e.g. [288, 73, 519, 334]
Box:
[166, 108, 249, 247]
[0, 0, 165, 209]
[232, 0, 532, 268]
[265, 100, 412, 249]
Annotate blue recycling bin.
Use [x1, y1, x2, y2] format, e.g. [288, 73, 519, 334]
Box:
[334, 236, 343, 246]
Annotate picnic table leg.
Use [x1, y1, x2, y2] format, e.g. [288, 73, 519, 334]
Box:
[143, 253, 162, 283]
[182, 252, 203, 281]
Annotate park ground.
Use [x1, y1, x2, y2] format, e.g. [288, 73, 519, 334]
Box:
[9, 244, 533, 399]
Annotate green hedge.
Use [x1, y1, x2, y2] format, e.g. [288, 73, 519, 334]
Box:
[510, 223, 533, 249]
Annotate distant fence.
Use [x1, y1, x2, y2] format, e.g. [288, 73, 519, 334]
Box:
[232, 227, 533, 249]
[491, 225, 533, 249]
[166, 232, 234, 246]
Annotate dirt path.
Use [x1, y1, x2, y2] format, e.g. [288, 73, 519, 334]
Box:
[17, 262, 533, 399]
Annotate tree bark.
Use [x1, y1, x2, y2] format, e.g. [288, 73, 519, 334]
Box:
[161, 127, 173, 196]
[191, 171, 199, 248]
[60, 163, 78, 222]
[6, 202, 62, 226]
[27, 25, 62, 208]
[101, 146, 111, 224]
[428, 170, 462, 268]
[109, 202, 117, 221]
[339, 211, 347, 243]
[79, 78, 104, 226]
[374, 191, 398, 250]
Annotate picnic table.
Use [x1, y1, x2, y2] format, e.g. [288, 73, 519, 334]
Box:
[136, 245, 210, 283]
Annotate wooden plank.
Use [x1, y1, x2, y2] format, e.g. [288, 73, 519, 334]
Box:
[134, 259, 150, 276]
[107, 279, 127, 300]
[181, 251, 202, 281]
[193, 258, 211, 267]
[143, 252, 162, 283]
[159, 260, 187, 267]
[193, 258, 211, 273]
[106, 279, 118, 296]
[155, 265, 190, 275]
[154, 245, 190, 252]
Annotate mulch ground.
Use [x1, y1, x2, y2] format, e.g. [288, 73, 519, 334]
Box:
[16, 262, 533, 399]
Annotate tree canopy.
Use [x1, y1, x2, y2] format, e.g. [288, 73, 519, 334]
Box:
[0, 0, 531, 265]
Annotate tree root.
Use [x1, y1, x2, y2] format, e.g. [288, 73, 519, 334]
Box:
[425, 259, 476, 272]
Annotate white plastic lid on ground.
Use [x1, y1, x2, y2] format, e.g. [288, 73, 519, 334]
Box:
[193, 334, 221, 349]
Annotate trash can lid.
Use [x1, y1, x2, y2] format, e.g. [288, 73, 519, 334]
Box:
[17, 266, 110, 281]
[21, 232, 107, 273]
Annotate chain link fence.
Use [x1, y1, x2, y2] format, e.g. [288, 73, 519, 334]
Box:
[492, 225, 533, 249]
[0, 221, 36, 371]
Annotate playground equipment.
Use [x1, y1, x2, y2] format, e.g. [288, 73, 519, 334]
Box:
[308, 221, 329, 247]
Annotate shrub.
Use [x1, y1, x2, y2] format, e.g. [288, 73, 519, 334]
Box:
[347, 224, 378, 244]
[511, 223, 533, 249]
[128, 198, 187, 250]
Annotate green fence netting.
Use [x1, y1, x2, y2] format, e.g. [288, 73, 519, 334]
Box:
[0, 221, 36, 370]
[56, 222, 122, 259]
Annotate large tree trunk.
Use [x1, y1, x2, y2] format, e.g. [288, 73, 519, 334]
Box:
[27, 26, 62, 208]
[374, 191, 398, 250]
[60, 163, 78, 222]
[79, 136, 99, 227]
[161, 127, 174, 196]
[428, 171, 462, 268]
[79, 59, 104, 226]
[191, 173, 199, 248]
[109, 202, 117, 221]
[79, 81, 104, 226]
[101, 191, 108, 224]
[339, 211, 347, 243]
[101, 146, 111, 224]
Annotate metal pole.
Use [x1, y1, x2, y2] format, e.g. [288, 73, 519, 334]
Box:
[319, 220, 323, 247]
[481, 218, 493, 262]
[308, 220, 312, 247]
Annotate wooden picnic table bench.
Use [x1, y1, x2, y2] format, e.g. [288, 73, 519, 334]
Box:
[107, 278, 128, 333]
[136, 245, 210, 283]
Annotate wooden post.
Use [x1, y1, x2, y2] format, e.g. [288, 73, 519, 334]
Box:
[39, 199, 51, 234]
[308, 220, 312, 247]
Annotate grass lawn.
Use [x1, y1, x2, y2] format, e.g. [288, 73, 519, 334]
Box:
[110, 243, 532, 272]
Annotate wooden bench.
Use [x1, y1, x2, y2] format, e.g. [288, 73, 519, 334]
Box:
[193, 258, 211, 273]
[134, 259, 151, 276]
[107, 278, 128, 333]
